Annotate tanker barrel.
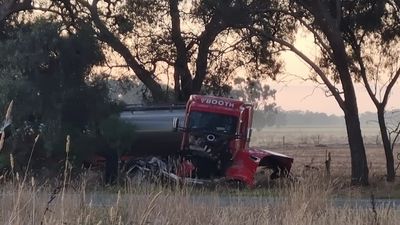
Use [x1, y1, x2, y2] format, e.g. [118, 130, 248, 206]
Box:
[119, 105, 186, 157]
[123, 104, 186, 112]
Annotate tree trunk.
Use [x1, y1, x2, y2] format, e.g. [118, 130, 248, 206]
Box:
[339, 63, 369, 185]
[169, 0, 193, 101]
[377, 107, 396, 181]
[192, 17, 225, 95]
[192, 39, 213, 95]
[314, 6, 369, 185]
[344, 109, 369, 185]
[328, 35, 369, 185]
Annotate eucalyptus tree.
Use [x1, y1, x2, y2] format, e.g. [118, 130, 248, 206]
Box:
[284, 0, 400, 183]
[48, 0, 294, 102]
[342, 0, 400, 181]
[248, 0, 380, 185]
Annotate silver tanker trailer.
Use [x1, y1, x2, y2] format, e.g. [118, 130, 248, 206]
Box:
[119, 104, 186, 157]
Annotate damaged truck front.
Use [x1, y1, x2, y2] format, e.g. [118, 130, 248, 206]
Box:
[119, 95, 293, 187]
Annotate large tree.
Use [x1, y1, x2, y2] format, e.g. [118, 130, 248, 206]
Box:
[47, 0, 293, 102]
[342, 0, 400, 181]
[284, 0, 400, 183]
[250, 0, 378, 185]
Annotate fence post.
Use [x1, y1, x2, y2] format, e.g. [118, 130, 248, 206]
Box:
[282, 136, 285, 148]
[325, 150, 331, 177]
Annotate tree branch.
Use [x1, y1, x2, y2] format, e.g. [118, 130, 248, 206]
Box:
[255, 7, 334, 59]
[350, 32, 381, 107]
[76, 0, 165, 101]
[192, 13, 226, 93]
[383, 67, 400, 107]
[250, 27, 345, 109]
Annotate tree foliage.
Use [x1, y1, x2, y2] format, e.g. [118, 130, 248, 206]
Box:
[0, 19, 130, 172]
[47, 0, 294, 102]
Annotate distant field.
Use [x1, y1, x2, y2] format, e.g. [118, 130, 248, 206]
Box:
[272, 145, 399, 178]
[252, 126, 382, 147]
[252, 127, 400, 178]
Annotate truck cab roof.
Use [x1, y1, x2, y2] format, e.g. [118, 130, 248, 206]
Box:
[188, 95, 251, 116]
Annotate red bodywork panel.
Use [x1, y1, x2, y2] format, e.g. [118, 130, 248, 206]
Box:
[225, 148, 293, 187]
[248, 148, 294, 172]
[224, 150, 258, 186]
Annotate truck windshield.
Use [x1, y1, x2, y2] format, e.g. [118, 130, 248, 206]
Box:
[188, 111, 238, 135]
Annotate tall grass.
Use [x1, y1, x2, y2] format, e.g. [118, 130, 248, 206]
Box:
[0, 172, 398, 225]
[1, 102, 398, 224]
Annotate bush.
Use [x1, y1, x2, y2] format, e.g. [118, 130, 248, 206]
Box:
[0, 19, 122, 175]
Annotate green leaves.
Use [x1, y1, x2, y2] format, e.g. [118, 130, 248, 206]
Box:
[0, 18, 114, 170]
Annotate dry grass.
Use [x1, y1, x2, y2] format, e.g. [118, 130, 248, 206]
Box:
[252, 130, 400, 198]
[0, 171, 398, 225]
[252, 129, 400, 178]
[272, 145, 399, 177]
[1, 123, 399, 224]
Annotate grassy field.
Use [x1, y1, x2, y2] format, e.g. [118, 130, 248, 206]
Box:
[1, 128, 400, 224]
[252, 129, 400, 198]
[1, 152, 399, 224]
[252, 128, 400, 176]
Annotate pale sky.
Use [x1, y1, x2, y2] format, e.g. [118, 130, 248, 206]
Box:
[272, 82, 400, 116]
[272, 32, 400, 116]
[111, 26, 400, 116]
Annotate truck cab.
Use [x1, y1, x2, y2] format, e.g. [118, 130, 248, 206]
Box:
[177, 95, 293, 186]
[183, 95, 252, 154]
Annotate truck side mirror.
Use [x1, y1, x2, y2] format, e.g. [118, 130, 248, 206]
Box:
[246, 128, 252, 141]
[172, 117, 179, 132]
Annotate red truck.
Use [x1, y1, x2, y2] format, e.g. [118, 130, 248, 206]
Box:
[120, 95, 293, 187]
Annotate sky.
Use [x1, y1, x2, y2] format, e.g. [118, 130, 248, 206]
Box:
[271, 82, 400, 116]
[112, 27, 400, 116]
[271, 33, 400, 116]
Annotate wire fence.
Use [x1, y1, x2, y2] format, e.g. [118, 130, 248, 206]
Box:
[251, 126, 394, 148]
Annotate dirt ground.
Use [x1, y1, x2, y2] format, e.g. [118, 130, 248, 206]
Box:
[250, 142, 400, 198]
[260, 143, 400, 178]
[251, 129, 400, 178]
